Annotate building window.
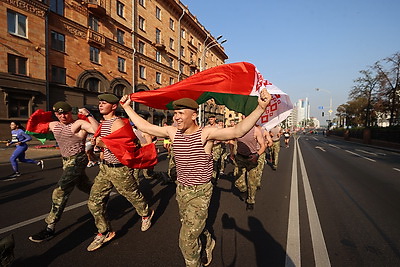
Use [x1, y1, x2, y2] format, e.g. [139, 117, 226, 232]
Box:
[85, 77, 100, 92]
[51, 65, 66, 84]
[169, 57, 174, 68]
[117, 1, 124, 17]
[138, 41, 145, 54]
[156, 72, 161, 84]
[50, 0, 64, 15]
[180, 46, 185, 57]
[179, 63, 184, 72]
[139, 16, 145, 31]
[181, 28, 186, 39]
[118, 57, 126, 72]
[9, 95, 29, 118]
[88, 15, 99, 32]
[139, 0, 145, 7]
[114, 84, 125, 97]
[169, 38, 174, 50]
[7, 10, 26, 37]
[169, 77, 174, 85]
[51, 31, 65, 52]
[156, 28, 161, 43]
[139, 65, 146, 79]
[117, 29, 124, 45]
[8, 54, 27, 75]
[156, 6, 161, 20]
[169, 18, 174, 30]
[90, 46, 100, 63]
[156, 51, 161, 63]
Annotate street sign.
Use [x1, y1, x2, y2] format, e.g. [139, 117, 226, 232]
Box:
[328, 109, 333, 113]
[318, 106, 324, 110]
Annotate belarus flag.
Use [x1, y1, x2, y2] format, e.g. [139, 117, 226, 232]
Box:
[129, 62, 293, 130]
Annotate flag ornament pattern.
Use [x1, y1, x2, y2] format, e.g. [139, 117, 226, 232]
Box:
[94, 118, 158, 169]
[129, 62, 293, 130]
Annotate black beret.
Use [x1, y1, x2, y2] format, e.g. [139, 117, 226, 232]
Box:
[172, 98, 199, 110]
[98, 94, 119, 104]
[53, 101, 72, 113]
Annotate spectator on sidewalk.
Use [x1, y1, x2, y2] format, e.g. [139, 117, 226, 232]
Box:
[29, 102, 99, 243]
[120, 88, 271, 267]
[7, 121, 44, 178]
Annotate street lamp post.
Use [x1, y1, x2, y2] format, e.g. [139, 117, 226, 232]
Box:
[198, 36, 227, 125]
[315, 88, 333, 128]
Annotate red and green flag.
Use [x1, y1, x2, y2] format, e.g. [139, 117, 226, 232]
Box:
[25, 109, 55, 144]
[129, 62, 293, 130]
[94, 118, 158, 169]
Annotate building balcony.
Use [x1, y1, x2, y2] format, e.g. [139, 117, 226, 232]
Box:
[154, 40, 166, 50]
[83, 0, 106, 16]
[87, 29, 106, 47]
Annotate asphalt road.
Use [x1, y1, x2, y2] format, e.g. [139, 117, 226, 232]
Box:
[1, 135, 400, 267]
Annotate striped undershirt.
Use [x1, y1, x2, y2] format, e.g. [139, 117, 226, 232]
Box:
[99, 117, 120, 164]
[173, 127, 213, 186]
[52, 122, 85, 157]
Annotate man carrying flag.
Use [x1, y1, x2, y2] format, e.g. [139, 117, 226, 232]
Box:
[29, 102, 99, 242]
[86, 93, 155, 252]
[120, 88, 271, 267]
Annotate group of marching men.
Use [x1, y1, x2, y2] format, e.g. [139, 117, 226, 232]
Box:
[23, 89, 277, 267]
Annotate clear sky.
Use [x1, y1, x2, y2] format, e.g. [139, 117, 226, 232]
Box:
[181, 0, 400, 125]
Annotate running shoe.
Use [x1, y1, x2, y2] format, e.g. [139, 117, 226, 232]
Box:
[8, 172, 21, 178]
[87, 231, 116, 252]
[141, 210, 154, 232]
[29, 228, 54, 243]
[37, 160, 44, 170]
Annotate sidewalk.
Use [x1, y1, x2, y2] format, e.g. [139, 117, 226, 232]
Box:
[0, 140, 60, 164]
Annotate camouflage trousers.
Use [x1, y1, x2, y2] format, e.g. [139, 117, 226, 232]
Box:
[88, 164, 149, 233]
[255, 152, 266, 188]
[234, 154, 259, 204]
[45, 152, 91, 225]
[176, 182, 213, 267]
[133, 168, 154, 183]
[168, 150, 177, 181]
[212, 143, 223, 180]
[270, 140, 281, 168]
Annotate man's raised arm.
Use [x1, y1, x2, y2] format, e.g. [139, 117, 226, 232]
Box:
[120, 95, 170, 138]
[207, 88, 272, 141]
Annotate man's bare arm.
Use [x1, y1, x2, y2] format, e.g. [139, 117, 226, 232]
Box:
[207, 88, 272, 141]
[120, 95, 172, 138]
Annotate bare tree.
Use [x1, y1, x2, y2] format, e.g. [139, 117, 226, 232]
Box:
[373, 52, 400, 126]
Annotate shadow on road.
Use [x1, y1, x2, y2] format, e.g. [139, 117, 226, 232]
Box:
[221, 213, 294, 267]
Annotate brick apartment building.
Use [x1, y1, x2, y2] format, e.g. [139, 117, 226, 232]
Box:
[0, 0, 228, 140]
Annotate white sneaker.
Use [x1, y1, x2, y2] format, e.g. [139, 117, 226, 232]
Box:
[87, 231, 115, 252]
[141, 210, 154, 232]
[37, 160, 44, 170]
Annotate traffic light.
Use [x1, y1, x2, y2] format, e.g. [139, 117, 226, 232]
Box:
[322, 112, 324, 117]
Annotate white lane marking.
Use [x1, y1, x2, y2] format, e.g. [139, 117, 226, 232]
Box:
[345, 150, 376, 162]
[355, 149, 378, 156]
[0, 192, 117, 235]
[315, 146, 326, 152]
[393, 168, 400, 172]
[286, 137, 301, 267]
[312, 137, 318, 141]
[297, 140, 331, 267]
[329, 144, 340, 149]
